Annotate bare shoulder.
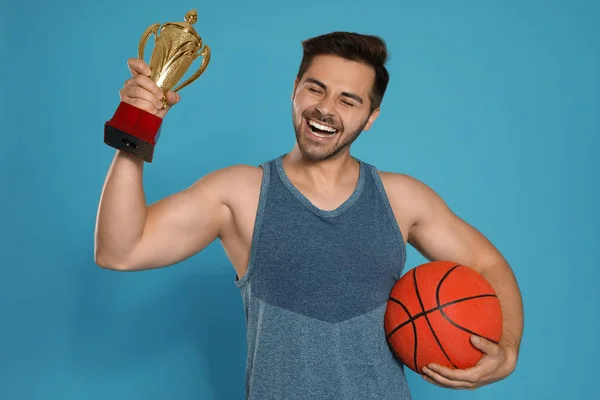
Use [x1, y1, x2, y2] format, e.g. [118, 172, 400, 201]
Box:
[221, 164, 264, 204]
[197, 163, 263, 181]
[376, 170, 449, 225]
[377, 170, 439, 202]
[205, 163, 263, 188]
[189, 163, 264, 206]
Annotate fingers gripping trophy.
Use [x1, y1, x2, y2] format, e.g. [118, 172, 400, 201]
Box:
[104, 9, 211, 162]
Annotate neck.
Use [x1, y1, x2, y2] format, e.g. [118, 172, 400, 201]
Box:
[283, 145, 359, 188]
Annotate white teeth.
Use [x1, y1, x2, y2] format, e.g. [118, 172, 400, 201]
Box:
[311, 130, 332, 138]
[308, 119, 337, 133]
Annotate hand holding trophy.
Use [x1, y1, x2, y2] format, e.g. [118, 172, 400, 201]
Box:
[120, 59, 178, 120]
[104, 9, 211, 162]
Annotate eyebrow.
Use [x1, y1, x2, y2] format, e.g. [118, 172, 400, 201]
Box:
[305, 78, 364, 104]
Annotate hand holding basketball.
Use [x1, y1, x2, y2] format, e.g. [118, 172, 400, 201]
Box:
[384, 260, 514, 391]
[421, 335, 517, 390]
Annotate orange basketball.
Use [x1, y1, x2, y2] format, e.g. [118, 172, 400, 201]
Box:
[384, 261, 503, 373]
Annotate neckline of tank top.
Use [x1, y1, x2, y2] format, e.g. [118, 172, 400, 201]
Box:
[274, 154, 367, 219]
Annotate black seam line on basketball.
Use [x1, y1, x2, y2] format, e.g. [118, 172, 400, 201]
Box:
[436, 265, 500, 345]
[386, 296, 419, 372]
[413, 268, 458, 369]
[386, 293, 497, 337]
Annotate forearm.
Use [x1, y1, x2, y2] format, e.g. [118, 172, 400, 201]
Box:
[480, 261, 524, 354]
[94, 150, 147, 268]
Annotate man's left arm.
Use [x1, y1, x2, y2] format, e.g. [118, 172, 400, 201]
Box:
[401, 176, 524, 390]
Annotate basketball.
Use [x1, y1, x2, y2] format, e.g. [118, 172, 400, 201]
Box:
[384, 261, 503, 373]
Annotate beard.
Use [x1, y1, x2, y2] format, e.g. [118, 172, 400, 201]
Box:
[292, 105, 369, 162]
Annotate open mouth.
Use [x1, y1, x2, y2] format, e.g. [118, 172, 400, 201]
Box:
[306, 118, 339, 138]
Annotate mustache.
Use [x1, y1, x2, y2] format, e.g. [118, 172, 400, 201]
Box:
[303, 109, 341, 130]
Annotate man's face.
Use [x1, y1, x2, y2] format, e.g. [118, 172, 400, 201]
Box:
[291, 55, 380, 162]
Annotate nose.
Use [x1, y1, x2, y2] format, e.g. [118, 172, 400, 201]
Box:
[316, 95, 336, 116]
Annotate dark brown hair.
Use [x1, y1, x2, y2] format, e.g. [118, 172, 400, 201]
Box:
[296, 31, 390, 112]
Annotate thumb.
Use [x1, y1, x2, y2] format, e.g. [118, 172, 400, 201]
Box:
[155, 91, 180, 119]
[165, 91, 180, 106]
[470, 335, 499, 355]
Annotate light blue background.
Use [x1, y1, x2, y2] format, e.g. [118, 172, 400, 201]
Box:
[2, 0, 598, 399]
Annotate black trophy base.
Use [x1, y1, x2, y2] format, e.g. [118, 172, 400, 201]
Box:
[104, 125, 156, 163]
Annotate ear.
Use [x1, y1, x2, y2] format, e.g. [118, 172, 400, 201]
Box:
[291, 78, 298, 100]
[363, 108, 381, 131]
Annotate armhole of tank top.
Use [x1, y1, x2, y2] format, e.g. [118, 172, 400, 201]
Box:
[369, 166, 407, 267]
[235, 162, 271, 289]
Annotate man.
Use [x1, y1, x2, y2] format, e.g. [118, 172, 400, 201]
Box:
[95, 32, 523, 399]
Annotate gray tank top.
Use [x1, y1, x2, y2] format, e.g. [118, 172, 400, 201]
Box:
[235, 155, 412, 400]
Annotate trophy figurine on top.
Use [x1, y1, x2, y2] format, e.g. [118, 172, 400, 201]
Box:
[104, 9, 211, 162]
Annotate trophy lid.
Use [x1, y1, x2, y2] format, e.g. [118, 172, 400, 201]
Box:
[163, 10, 201, 39]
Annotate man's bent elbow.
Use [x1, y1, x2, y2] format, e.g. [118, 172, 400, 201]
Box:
[94, 249, 131, 271]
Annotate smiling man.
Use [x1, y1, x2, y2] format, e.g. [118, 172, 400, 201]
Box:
[95, 32, 523, 400]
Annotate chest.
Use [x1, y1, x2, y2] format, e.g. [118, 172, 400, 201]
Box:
[247, 191, 406, 322]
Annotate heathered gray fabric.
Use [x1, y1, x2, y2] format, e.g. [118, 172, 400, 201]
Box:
[235, 155, 412, 400]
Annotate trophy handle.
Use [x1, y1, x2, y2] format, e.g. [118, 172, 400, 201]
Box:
[138, 23, 161, 61]
[172, 44, 211, 93]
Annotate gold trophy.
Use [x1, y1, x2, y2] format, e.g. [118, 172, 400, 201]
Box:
[104, 9, 211, 162]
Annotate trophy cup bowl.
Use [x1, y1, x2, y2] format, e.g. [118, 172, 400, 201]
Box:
[104, 9, 211, 162]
